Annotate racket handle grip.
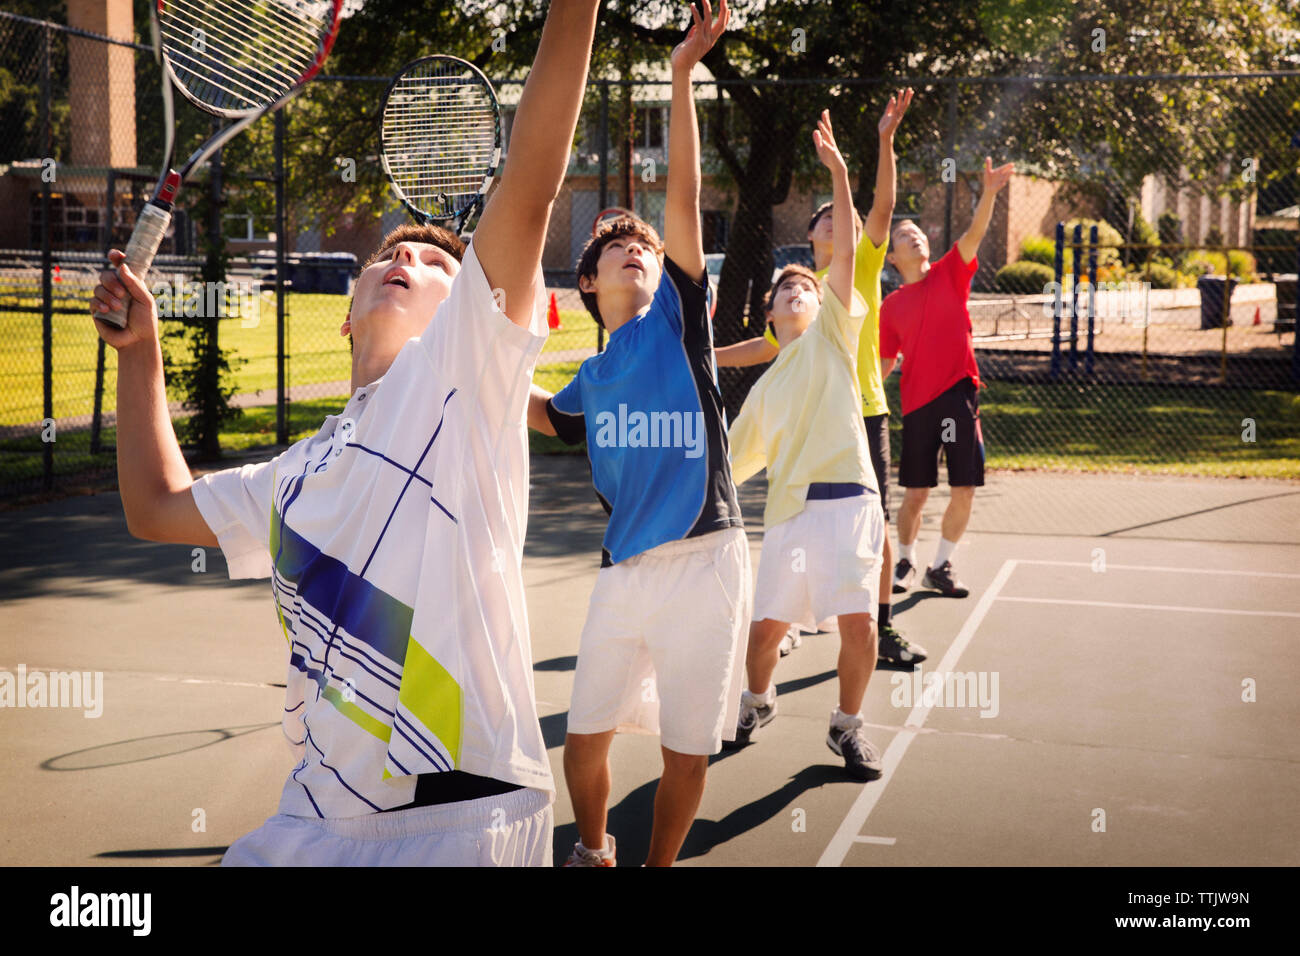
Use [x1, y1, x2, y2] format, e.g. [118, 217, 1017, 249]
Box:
[102, 202, 171, 329]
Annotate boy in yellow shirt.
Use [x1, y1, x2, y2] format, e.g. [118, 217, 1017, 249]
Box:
[726, 110, 886, 780]
[717, 90, 924, 671]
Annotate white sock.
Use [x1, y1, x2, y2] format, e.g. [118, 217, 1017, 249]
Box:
[933, 537, 958, 568]
[831, 707, 862, 730]
[746, 686, 775, 706]
[898, 540, 916, 565]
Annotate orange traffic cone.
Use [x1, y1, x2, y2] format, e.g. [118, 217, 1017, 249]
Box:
[547, 292, 561, 330]
[52, 265, 61, 283]
[1253, 306, 1261, 326]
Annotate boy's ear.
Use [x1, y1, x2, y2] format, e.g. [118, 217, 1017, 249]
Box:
[340, 315, 351, 338]
[578, 273, 597, 295]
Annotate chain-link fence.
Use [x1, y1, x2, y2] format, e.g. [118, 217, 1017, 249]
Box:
[2, 9, 1297, 500]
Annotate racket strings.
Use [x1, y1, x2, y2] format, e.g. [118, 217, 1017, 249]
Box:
[162, 0, 328, 114]
[382, 66, 498, 219]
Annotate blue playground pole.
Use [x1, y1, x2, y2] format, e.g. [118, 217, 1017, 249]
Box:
[1070, 223, 1083, 372]
[1052, 222, 1064, 380]
[1086, 224, 1098, 375]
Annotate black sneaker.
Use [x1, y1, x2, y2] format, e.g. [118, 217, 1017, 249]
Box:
[724, 692, 776, 749]
[923, 560, 969, 598]
[892, 557, 917, 594]
[826, 719, 883, 781]
[877, 623, 927, 666]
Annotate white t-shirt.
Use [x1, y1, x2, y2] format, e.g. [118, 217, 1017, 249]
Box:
[192, 241, 554, 818]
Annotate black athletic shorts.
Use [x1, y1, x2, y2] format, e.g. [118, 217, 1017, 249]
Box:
[863, 412, 891, 522]
[899, 377, 985, 488]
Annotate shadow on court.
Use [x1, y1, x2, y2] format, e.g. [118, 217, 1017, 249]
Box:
[41, 723, 280, 772]
[552, 757, 848, 866]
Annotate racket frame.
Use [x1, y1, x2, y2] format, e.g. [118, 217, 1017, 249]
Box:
[378, 54, 503, 238]
[100, 0, 343, 327]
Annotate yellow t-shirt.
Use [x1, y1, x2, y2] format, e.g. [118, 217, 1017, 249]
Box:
[729, 284, 878, 530]
[764, 234, 889, 417]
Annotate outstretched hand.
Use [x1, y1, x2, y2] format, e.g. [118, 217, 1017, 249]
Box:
[813, 109, 847, 174]
[878, 87, 913, 139]
[671, 0, 728, 72]
[983, 156, 1015, 194]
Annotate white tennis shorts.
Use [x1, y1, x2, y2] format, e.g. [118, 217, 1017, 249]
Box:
[221, 786, 553, 867]
[566, 527, 751, 754]
[753, 495, 884, 629]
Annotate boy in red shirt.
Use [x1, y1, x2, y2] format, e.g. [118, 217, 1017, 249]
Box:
[880, 158, 1013, 598]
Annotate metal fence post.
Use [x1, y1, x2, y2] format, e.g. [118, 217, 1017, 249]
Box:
[1086, 224, 1098, 375]
[1051, 222, 1063, 380]
[40, 21, 54, 491]
[92, 167, 116, 456]
[1070, 223, 1082, 372]
[275, 108, 288, 444]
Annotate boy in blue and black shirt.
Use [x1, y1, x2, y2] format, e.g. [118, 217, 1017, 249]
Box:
[527, 0, 748, 868]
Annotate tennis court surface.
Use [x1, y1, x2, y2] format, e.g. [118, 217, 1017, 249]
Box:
[1, 458, 1296, 866]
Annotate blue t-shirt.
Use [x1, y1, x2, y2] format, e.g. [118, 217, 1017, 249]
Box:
[546, 257, 743, 566]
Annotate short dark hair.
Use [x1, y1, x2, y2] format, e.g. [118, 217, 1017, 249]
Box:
[575, 215, 663, 329]
[807, 202, 864, 257]
[765, 264, 822, 314]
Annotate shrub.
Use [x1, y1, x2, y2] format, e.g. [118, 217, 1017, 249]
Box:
[994, 260, 1055, 294]
[1019, 234, 1056, 267]
[1157, 210, 1183, 246]
[1128, 209, 1158, 266]
[1227, 250, 1257, 282]
[1185, 249, 1228, 276]
[1204, 226, 1224, 248]
[1143, 262, 1178, 289]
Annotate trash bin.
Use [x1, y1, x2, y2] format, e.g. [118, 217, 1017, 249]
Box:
[287, 252, 357, 294]
[1196, 275, 1238, 330]
[1274, 275, 1296, 334]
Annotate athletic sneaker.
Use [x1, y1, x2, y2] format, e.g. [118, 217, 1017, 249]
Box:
[826, 718, 883, 781]
[725, 690, 777, 748]
[564, 834, 616, 867]
[778, 626, 803, 657]
[892, 557, 917, 594]
[923, 560, 970, 598]
[877, 623, 927, 666]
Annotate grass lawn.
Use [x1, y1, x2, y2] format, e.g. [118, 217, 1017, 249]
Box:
[0, 290, 595, 427]
[3, 341, 1297, 491]
[881, 376, 1300, 479]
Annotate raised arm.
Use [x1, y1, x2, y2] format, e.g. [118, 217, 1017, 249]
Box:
[814, 110, 854, 308]
[90, 252, 217, 547]
[956, 157, 1014, 264]
[664, 0, 728, 280]
[864, 88, 911, 247]
[474, 0, 600, 326]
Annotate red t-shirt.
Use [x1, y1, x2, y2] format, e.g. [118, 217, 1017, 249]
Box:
[879, 244, 982, 415]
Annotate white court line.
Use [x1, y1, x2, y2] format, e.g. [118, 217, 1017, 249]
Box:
[853, 836, 897, 846]
[1017, 559, 1300, 580]
[817, 558, 1019, 868]
[998, 596, 1300, 618]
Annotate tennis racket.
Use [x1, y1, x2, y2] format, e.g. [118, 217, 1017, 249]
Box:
[101, 0, 344, 328]
[379, 55, 502, 237]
